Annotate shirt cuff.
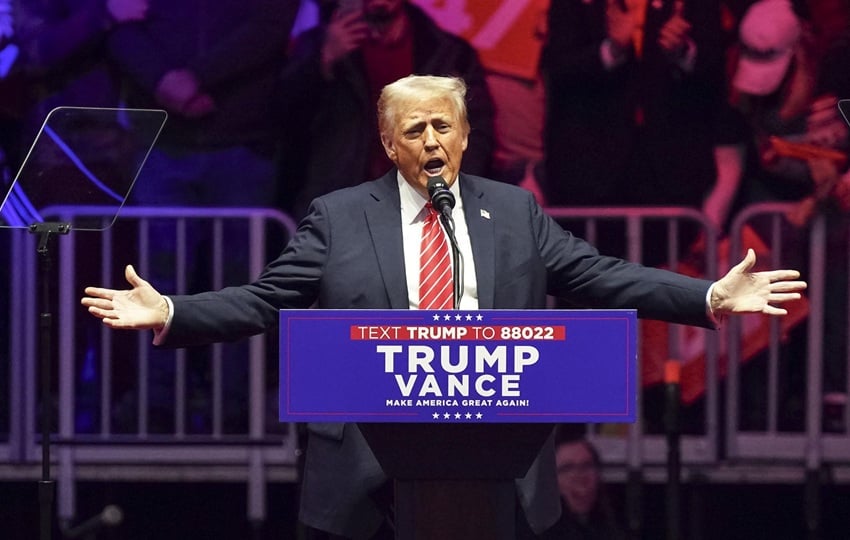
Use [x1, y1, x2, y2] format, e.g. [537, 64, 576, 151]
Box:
[705, 282, 722, 328]
[152, 296, 174, 346]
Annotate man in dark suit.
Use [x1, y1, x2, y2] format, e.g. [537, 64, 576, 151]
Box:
[540, 0, 725, 213]
[82, 75, 806, 539]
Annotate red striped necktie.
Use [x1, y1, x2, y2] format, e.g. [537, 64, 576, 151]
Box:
[419, 202, 454, 309]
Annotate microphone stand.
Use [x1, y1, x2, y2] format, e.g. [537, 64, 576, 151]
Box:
[438, 211, 462, 309]
[30, 221, 71, 540]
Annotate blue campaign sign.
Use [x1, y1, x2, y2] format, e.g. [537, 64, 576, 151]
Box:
[279, 310, 636, 423]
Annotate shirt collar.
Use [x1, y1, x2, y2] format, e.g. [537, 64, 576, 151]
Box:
[397, 171, 462, 224]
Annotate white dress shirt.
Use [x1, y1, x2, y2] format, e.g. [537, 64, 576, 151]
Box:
[397, 172, 479, 310]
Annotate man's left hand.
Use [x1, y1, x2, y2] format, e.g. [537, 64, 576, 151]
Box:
[711, 248, 807, 316]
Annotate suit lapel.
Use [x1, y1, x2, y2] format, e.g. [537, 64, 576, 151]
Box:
[364, 172, 409, 309]
[460, 175, 495, 309]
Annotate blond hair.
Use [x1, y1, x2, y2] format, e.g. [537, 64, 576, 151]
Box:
[377, 75, 470, 138]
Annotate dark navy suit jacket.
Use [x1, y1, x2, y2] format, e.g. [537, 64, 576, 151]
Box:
[163, 170, 714, 537]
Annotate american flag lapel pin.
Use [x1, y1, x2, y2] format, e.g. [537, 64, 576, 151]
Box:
[480, 209, 490, 219]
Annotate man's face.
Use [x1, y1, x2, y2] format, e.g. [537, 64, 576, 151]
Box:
[381, 96, 468, 197]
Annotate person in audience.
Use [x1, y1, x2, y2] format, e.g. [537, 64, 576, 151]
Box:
[278, 0, 494, 220]
[104, 0, 300, 433]
[534, 425, 626, 540]
[540, 0, 726, 220]
[730, 0, 850, 431]
[541, 0, 729, 433]
[2, 0, 148, 162]
[484, 0, 549, 205]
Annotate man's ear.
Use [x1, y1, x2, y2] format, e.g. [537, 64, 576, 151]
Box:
[381, 133, 398, 162]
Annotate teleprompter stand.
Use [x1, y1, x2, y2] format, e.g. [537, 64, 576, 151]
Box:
[31, 222, 70, 540]
[1, 106, 167, 540]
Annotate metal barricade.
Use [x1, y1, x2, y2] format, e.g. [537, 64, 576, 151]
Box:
[3, 202, 849, 530]
[725, 203, 850, 471]
[545, 205, 721, 467]
[4, 206, 300, 526]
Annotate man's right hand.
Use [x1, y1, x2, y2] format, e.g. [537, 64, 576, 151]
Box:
[82, 265, 168, 330]
[321, 9, 370, 77]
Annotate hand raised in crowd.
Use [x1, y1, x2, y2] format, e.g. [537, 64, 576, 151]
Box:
[154, 69, 215, 118]
[106, 0, 149, 23]
[82, 265, 168, 331]
[806, 94, 848, 149]
[658, 0, 691, 55]
[605, 0, 639, 52]
[710, 249, 806, 316]
[321, 8, 370, 77]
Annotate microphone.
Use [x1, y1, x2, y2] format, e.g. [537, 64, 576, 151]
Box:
[425, 175, 462, 308]
[426, 176, 455, 218]
[62, 505, 123, 539]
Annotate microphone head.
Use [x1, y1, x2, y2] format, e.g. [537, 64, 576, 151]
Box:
[426, 176, 448, 196]
[426, 176, 455, 211]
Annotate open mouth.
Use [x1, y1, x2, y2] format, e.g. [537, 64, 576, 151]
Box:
[424, 158, 445, 176]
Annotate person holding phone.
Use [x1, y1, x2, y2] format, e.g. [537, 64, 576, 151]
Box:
[277, 0, 495, 220]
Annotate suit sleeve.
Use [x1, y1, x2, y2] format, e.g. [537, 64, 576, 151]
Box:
[162, 198, 331, 347]
[530, 195, 715, 328]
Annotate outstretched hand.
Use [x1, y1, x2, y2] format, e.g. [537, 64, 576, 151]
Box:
[710, 248, 807, 316]
[81, 265, 167, 330]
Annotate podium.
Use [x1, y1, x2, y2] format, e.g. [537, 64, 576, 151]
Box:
[280, 309, 636, 539]
[358, 422, 553, 539]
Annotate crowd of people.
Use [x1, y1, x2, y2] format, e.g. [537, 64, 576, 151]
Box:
[2, 0, 848, 235]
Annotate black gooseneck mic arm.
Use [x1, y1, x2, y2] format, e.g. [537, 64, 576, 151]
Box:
[426, 176, 463, 309]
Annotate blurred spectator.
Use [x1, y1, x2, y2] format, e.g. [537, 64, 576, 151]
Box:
[487, 72, 546, 203]
[535, 425, 625, 540]
[278, 0, 494, 219]
[540, 0, 727, 433]
[705, 0, 752, 234]
[484, 0, 549, 204]
[1, 0, 147, 167]
[540, 0, 726, 252]
[730, 0, 850, 431]
[108, 0, 297, 211]
[105, 0, 298, 433]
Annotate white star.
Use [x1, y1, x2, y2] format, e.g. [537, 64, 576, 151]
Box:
[443, 412, 451, 419]
[475, 412, 483, 419]
[432, 314, 441, 321]
[432, 412, 440, 419]
[465, 413, 472, 419]
[454, 314, 462, 321]
[454, 412, 461, 419]
[476, 314, 483, 321]
[443, 314, 451, 321]
[465, 314, 473, 321]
